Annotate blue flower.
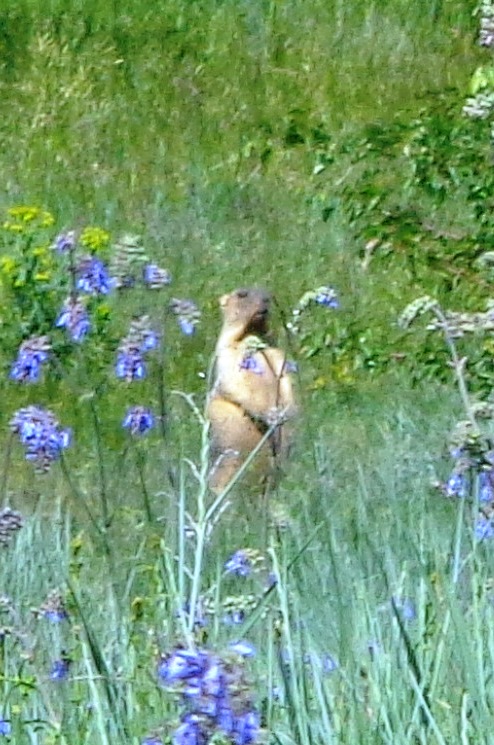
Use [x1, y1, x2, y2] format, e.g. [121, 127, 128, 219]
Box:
[143, 263, 172, 288]
[158, 649, 207, 685]
[115, 345, 147, 381]
[171, 299, 201, 336]
[222, 609, 245, 626]
[475, 517, 494, 541]
[50, 657, 70, 681]
[232, 710, 259, 745]
[445, 471, 468, 498]
[479, 471, 494, 503]
[314, 286, 339, 308]
[239, 355, 263, 374]
[0, 719, 11, 736]
[122, 406, 155, 435]
[10, 336, 51, 383]
[76, 257, 113, 295]
[172, 715, 208, 745]
[10, 406, 71, 472]
[225, 550, 253, 577]
[52, 230, 76, 254]
[56, 297, 90, 342]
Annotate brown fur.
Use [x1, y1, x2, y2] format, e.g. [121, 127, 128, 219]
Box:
[207, 288, 297, 492]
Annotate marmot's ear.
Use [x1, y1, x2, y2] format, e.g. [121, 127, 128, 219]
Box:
[219, 293, 230, 308]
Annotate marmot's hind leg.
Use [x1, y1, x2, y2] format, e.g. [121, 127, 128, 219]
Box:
[208, 398, 270, 493]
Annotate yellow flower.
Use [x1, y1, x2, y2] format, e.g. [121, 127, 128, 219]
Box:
[80, 226, 110, 253]
[8, 206, 41, 222]
[2, 221, 24, 233]
[32, 246, 49, 258]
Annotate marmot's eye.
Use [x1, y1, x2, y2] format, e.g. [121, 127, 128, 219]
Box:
[236, 289, 248, 299]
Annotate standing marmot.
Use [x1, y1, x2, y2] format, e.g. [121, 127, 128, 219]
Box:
[207, 287, 297, 492]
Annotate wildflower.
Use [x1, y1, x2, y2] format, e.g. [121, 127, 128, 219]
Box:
[122, 406, 155, 435]
[225, 550, 254, 577]
[10, 406, 71, 472]
[239, 354, 263, 374]
[51, 230, 76, 254]
[50, 656, 70, 681]
[76, 256, 113, 295]
[10, 336, 51, 383]
[38, 589, 68, 622]
[115, 344, 146, 381]
[56, 297, 90, 342]
[80, 226, 110, 253]
[445, 471, 468, 498]
[314, 286, 339, 308]
[0, 508, 24, 547]
[232, 710, 259, 745]
[475, 515, 494, 540]
[173, 715, 208, 745]
[170, 298, 201, 335]
[0, 719, 11, 736]
[479, 470, 494, 503]
[143, 263, 172, 288]
[110, 234, 147, 288]
[158, 649, 208, 685]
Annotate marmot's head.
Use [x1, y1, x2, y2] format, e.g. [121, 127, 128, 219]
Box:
[220, 287, 271, 336]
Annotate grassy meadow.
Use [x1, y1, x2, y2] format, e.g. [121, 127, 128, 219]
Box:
[3, 1, 494, 743]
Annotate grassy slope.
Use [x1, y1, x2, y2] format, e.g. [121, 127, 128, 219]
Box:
[2, 1, 494, 743]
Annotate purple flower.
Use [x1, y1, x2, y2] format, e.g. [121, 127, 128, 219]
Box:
[10, 406, 71, 472]
[239, 355, 263, 374]
[115, 345, 147, 381]
[445, 471, 468, 498]
[173, 715, 208, 745]
[10, 336, 50, 383]
[475, 517, 494, 541]
[0, 719, 11, 736]
[143, 264, 172, 288]
[50, 657, 70, 681]
[56, 297, 90, 342]
[232, 710, 259, 745]
[225, 550, 253, 577]
[158, 649, 207, 685]
[122, 406, 155, 435]
[479, 471, 494, 503]
[141, 736, 163, 745]
[52, 231, 76, 254]
[76, 257, 113, 295]
[171, 299, 201, 336]
[314, 286, 339, 308]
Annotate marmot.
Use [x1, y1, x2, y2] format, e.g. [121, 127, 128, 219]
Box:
[207, 287, 297, 492]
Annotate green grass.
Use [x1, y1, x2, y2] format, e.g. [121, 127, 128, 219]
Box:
[2, 0, 494, 743]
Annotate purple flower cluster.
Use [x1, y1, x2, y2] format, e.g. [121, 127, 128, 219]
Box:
[157, 645, 259, 745]
[76, 256, 113, 295]
[51, 230, 76, 254]
[10, 336, 51, 383]
[10, 406, 71, 472]
[38, 589, 69, 623]
[144, 263, 172, 289]
[170, 298, 201, 336]
[116, 316, 159, 381]
[122, 406, 155, 435]
[443, 448, 494, 540]
[56, 296, 91, 342]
